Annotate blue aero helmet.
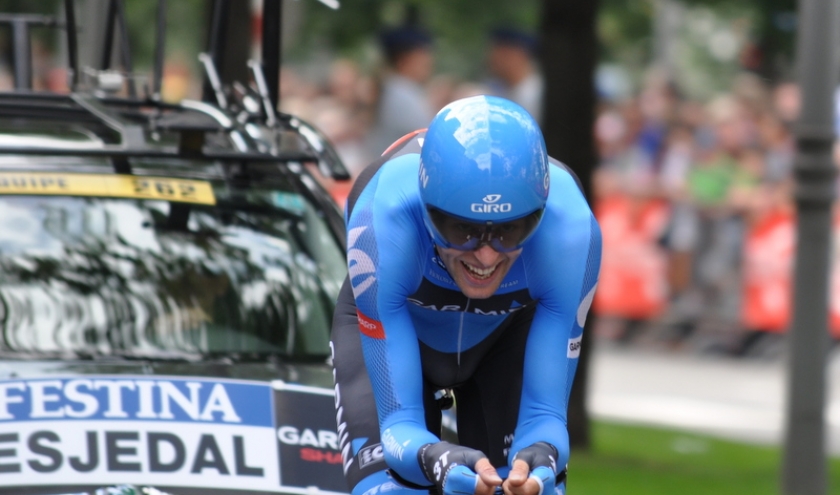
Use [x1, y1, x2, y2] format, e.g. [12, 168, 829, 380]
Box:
[419, 95, 549, 252]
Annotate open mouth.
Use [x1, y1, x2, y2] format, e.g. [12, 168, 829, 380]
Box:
[460, 260, 501, 281]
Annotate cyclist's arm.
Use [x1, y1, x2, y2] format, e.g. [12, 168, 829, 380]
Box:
[512, 168, 602, 472]
[360, 306, 439, 486]
[347, 155, 440, 486]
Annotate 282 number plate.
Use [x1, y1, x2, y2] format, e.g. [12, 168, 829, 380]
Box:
[132, 177, 215, 204]
[0, 172, 216, 205]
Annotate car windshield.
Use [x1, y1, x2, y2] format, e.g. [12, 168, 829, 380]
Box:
[0, 160, 346, 361]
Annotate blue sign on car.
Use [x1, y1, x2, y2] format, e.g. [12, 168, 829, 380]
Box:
[0, 377, 347, 494]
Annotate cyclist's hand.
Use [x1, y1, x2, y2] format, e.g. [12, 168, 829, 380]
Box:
[419, 442, 503, 495]
[503, 442, 558, 495]
[474, 457, 504, 495]
[503, 459, 549, 495]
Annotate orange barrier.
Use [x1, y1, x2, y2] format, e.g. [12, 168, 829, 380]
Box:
[828, 212, 840, 336]
[740, 208, 795, 332]
[740, 207, 840, 337]
[592, 194, 671, 320]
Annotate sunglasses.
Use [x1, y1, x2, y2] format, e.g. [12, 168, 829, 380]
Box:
[426, 207, 543, 252]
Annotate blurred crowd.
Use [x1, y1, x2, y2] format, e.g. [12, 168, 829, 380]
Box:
[591, 71, 804, 357]
[283, 24, 831, 358]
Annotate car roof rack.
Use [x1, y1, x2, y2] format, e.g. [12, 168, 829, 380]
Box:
[0, 92, 314, 159]
[0, 0, 350, 180]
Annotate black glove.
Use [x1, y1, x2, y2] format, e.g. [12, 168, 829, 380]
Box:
[511, 442, 562, 495]
[419, 441, 487, 495]
[512, 442, 558, 474]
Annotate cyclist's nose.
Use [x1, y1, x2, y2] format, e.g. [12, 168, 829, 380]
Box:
[472, 244, 502, 266]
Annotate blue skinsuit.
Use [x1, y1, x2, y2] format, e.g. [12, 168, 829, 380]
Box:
[333, 132, 601, 494]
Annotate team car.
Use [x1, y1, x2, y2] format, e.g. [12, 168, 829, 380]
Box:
[0, 1, 360, 494]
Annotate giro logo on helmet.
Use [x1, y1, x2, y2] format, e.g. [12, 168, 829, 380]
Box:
[471, 194, 512, 214]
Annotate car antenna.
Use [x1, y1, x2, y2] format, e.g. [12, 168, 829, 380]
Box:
[151, 0, 166, 101]
[259, 0, 339, 119]
[99, 0, 137, 97]
[248, 59, 276, 127]
[202, 0, 230, 107]
[261, 0, 282, 116]
[63, 0, 79, 90]
[199, 52, 229, 109]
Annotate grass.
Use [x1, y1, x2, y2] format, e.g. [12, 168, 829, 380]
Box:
[570, 422, 840, 494]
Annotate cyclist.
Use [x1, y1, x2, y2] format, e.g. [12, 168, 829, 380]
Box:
[332, 95, 601, 495]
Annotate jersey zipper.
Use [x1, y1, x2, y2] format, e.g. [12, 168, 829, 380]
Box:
[458, 298, 470, 367]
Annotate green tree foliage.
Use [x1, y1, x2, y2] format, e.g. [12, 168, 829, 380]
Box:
[598, 0, 653, 65]
[596, 0, 797, 99]
[695, 0, 798, 74]
[122, 0, 208, 70]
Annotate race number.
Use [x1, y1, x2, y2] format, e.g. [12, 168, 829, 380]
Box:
[131, 177, 214, 204]
[0, 172, 216, 205]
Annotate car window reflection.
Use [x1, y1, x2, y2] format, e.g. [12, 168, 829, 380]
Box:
[0, 192, 345, 360]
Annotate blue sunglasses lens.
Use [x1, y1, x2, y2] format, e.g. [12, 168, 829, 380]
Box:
[427, 207, 543, 252]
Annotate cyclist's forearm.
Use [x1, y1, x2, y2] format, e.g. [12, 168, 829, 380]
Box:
[380, 416, 440, 486]
[511, 416, 570, 470]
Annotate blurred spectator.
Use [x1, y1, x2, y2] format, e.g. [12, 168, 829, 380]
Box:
[278, 66, 323, 121]
[279, 60, 374, 178]
[592, 95, 673, 343]
[683, 96, 756, 321]
[327, 58, 366, 109]
[757, 110, 794, 184]
[773, 81, 800, 125]
[427, 73, 494, 114]
[364, 25, 436, 162]
[731, 72, 772, 120]
[594, 95, 663, 197]
[426, 74, 459, 113]
[161, 56, 195, 102]
[322, 58, 376, 175]
[658, 122, 699, 326]
[485, 26, 543, 123]
[636, 69, 680, 172]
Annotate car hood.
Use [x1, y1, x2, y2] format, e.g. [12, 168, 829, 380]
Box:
[0, 359, 349, 495]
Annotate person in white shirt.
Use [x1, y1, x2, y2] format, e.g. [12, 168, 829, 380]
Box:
[365, 26, 436, 161]
[486, 27, 544, 125]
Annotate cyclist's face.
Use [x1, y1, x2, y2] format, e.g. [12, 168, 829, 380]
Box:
[437, 243, 522, 299]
